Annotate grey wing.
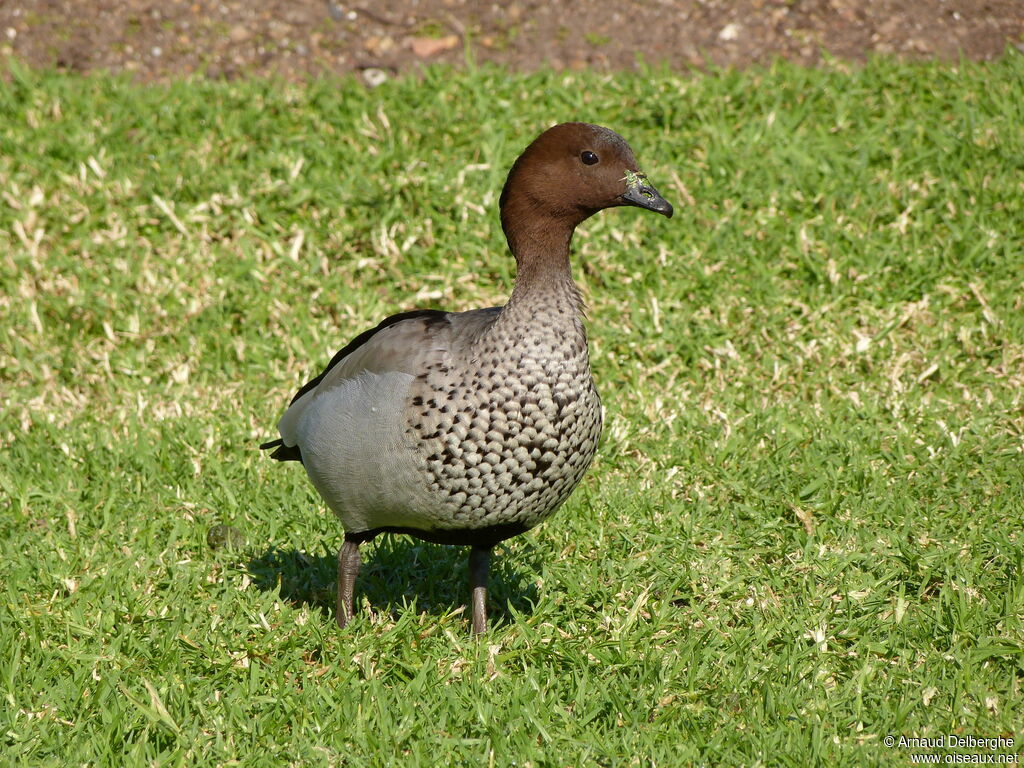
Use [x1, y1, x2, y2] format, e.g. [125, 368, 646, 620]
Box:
[265, 306, 501, 457]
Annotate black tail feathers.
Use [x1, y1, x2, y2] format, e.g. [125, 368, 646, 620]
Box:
[259, 438, 303, 463]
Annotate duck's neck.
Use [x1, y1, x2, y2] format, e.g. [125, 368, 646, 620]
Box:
[497, 217, 586, 343]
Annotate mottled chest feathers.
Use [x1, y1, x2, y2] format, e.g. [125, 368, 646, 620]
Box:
[406, 343, 602, 528]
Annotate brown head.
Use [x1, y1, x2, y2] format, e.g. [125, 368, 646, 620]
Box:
[499, 122, 672, 260]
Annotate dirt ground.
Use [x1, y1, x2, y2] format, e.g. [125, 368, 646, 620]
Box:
[1, 0, 1023, 83]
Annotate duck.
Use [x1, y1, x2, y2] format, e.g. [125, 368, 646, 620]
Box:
[261, 122, 672, 633]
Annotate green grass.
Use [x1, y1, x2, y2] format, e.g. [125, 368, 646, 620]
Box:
[2, 53, 1023, 766]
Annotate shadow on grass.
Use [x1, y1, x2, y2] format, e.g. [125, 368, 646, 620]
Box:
[245, 535, 540, 628]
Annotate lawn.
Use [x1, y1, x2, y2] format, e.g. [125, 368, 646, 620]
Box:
[1, 54, 1022, 766]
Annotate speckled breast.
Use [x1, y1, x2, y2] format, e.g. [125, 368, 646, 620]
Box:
[404, 343, 602, 532]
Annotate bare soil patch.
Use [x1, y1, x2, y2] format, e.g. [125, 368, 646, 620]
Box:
[2, 0, 1022, 83]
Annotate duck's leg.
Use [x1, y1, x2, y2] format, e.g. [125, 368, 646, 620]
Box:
[336, 536, 362, 629]
[469, 545, 492, 635]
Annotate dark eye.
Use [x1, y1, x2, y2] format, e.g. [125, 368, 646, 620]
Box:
[580, 150, 599, 165]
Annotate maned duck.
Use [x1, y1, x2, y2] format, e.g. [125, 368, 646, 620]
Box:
[261, 122, 672, 633]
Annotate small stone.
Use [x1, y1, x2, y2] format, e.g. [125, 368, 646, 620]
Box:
[362, 67, 388, 87]
[718, 23, 741, 42]
[326, 1, 344, 21]
[151, 46, 163, 57]
[409, 35, 459, 58]
[363, 35, 395, 55]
